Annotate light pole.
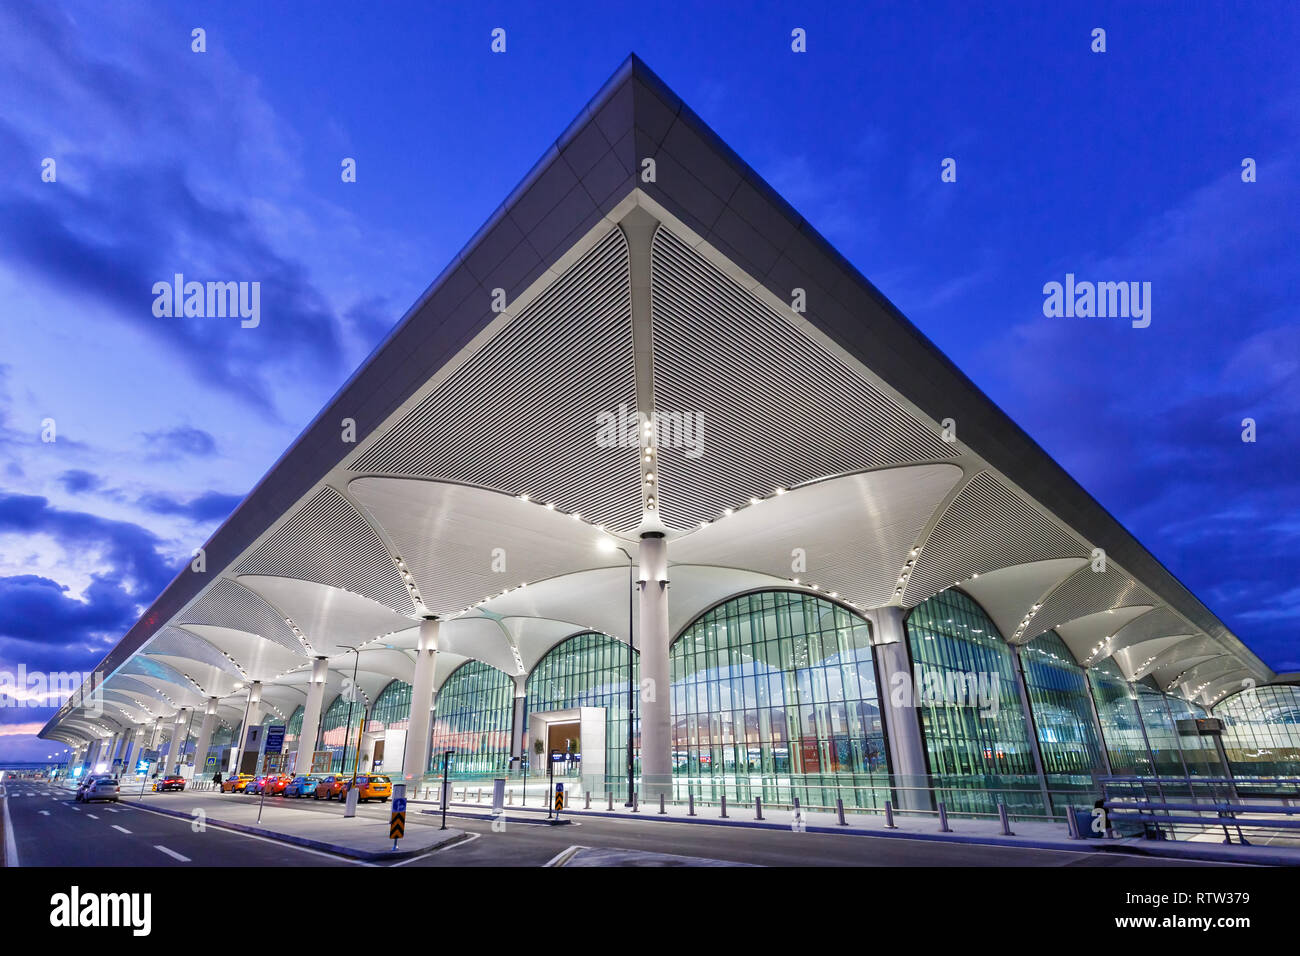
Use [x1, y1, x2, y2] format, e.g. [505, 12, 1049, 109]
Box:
[601, 539, 636, 806]
[439, 749, 455, 829]
[339, 644, 362, 777]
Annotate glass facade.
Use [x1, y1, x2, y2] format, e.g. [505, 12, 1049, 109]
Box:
[369, 679, 412, 733]
[430, 661, 513, 777]
[906, 589, 1042, 816]
[1020, 630, 1104, 808]
[1087, 658, 1151, 775]
[670, 590, 886, 808]
[1214, 685, 1300, 776]
[526, 631, 638, 795]
[320, 694, 364, 772]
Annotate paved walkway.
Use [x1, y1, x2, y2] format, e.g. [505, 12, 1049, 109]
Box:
[417, 793, 1300, 866]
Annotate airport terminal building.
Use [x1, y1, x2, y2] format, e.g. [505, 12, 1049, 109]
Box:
[42, 57, 1300, 819]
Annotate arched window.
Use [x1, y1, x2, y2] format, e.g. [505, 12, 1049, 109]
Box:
[1020, 630, 1104, 792]
[320, 694, 364, 772]
[526, 632, 637, 795]
[430, 661, 513, 776]
[369, 680, 413, 733]
[906, 588, 1038, 815]
[671, 590, 885, 809]
[1214, 684, 1300, 776]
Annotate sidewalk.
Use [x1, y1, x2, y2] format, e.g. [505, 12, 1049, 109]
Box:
[416, 793, 1300, 866]
[122, 792, 466, 861]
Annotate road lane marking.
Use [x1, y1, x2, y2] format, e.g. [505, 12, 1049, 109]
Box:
[69, 806, 80, 812]
[154, 845, 190, 862]
[112, 825, 132, 834]
[543, 845, 587, 867]
[39, 810, 50, 816]
[105, 808, 120, 813]
[2, 796, 17, 867]
[86, 814, 99, 820]
[390, 831, 481, 866]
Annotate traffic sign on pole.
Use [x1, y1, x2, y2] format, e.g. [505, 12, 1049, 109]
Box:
[390, 783, 407, 849]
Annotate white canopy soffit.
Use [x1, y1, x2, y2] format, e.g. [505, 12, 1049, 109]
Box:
[43, 55, 1271, 744]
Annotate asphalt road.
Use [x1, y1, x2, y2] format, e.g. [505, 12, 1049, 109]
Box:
[4, 785, 1218, 867]
[2, 785, 352, 867]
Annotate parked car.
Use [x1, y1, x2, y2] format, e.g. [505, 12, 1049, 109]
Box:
[79, 776, 120, 803]
[221, 773, 254, 793]
[284, 775, 318, 798]
[313, 774, 349, 800]
[247, 775, 268, 795]
[342, 774, 392, 803]
[264, 773, 293, 796]
[153, 774, 185, 792]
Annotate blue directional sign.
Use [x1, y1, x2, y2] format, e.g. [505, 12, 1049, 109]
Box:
[392, 797, 407, 813]
[265, 725, 286, 755]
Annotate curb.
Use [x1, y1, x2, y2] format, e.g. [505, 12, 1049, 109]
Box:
[121, 798, 466, 861]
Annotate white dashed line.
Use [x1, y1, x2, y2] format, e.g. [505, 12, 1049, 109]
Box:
[112, 825, 132, 834]
[86, 813, 99, 820]
[154, 845, 190, 862]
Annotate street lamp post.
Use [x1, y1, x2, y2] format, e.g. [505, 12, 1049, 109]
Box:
[439, 749, 455, 829]
[339, 644, 362, 777]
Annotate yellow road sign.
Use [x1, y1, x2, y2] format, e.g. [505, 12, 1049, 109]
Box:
[554, 792, 564, 812]
[389, 812, 405, 839]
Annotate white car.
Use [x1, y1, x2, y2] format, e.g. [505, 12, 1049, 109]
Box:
[77, 776, 120, 803]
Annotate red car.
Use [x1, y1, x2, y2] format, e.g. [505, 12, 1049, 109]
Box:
[265, 773, 293, 796]
[153, 774, 185, 792]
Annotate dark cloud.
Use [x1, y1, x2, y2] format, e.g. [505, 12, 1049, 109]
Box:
[136, 490, 241, 524]
[57, 469, 102, 493]
[140, 425, 218, 460]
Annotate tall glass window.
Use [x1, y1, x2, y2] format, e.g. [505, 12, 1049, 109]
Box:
[320, 694, 365, 772]
[1165, 693, 1219, 776]
[369, 679, 412, 733]
[1135, 682, 1186, 776]
[1087, 658, 1150, 775]
[1213, 685, 1300, 776]
[430, 661, 513, 777]
[1020, 630, 1104, 804]
[671, 591, 887, 809]
[526, 631, 638, 795]
[906, 589, 1041, 816]
[286, 705, 304, 751]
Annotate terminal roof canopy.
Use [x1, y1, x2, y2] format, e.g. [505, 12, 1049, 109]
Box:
[42, 54, 1271, 746]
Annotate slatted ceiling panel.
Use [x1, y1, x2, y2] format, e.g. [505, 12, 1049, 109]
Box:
[146, 626, 241, 675]
[235, 487, 412, 614]
[1023, 568, 1158, 642]
[650, 227, 956, 529]
[1110, 607, 1197, 649]
[177, 579, 305, 657]
[904, 472, 1090, 605]
[350, 229, 643, 531]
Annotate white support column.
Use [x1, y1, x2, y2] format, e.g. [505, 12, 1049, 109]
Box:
[191, 698, 220, 778]
[638, 531, 671, 801]
[510, 674, 527, 768]
[401, 617, 439, 788]
[295, 658, 329, 775]
[871, 606, 933, 812]
[231, 682, 263, 775]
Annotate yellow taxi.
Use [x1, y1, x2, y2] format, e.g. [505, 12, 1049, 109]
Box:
[221, 773, 254, 793]
[346, 774, 393, 803]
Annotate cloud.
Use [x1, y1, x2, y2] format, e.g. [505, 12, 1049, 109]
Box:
[137, 490, 241, 524]
[140, 426, 217, 460]
[57, 469, 102, 493]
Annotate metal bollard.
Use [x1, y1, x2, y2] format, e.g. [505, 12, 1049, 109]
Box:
[632, 791, 639, 812]
[884, 800, 897, 829]
[755, 796, 763, 820]
[688, 793, 695, 816]
[585, 791, 591, 810]
[477, 788, 482, 803]
[836, 798, 847, 826]
[508, 788, 513, 805]
[659, 794, 666, 814]
[720, 793, 727, 818]
[607, 791, 613, 811]
[997, 801, 1014, 836]
[938, 801, 952, 833]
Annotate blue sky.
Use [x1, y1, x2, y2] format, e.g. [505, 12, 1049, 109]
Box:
[1, 1, 1297, 759]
